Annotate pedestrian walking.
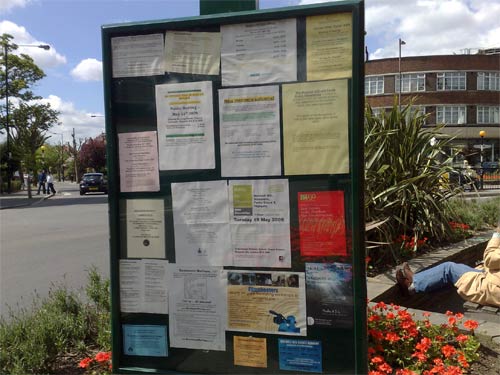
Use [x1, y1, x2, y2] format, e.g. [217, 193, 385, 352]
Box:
[46, 171, 56, 195]
[36, 169, 46, 195]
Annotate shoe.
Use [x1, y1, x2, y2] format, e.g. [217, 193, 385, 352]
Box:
[396, 262, 414, 296]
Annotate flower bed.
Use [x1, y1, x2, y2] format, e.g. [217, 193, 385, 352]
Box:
[368, 302, 480, 375]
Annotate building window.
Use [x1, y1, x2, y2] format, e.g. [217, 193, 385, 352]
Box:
[477, 72, 500, 91]
[395, 73, 425, 92]
[365, 76, 384, 95]
[477, 106, 500, 124]
[436, 106, 466, 124]
[437, 72, 466, 90]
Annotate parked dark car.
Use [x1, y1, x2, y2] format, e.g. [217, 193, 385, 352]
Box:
[80, 173, 108, 195]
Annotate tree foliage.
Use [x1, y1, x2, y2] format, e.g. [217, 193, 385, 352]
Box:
[1, 33, 46, 123]
[11, 102, 59, 172]
[78, 135, 106, 175]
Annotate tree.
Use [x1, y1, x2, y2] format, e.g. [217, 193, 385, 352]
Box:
[1, 33, 58, 194]
[78, 134, 106, 176]
[10, 103, 59, 197]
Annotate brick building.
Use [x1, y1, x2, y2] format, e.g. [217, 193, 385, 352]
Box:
[365, 51, 500, 166]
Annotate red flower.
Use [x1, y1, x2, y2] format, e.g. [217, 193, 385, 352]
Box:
[463, 320, 479, 331]
[370, 355, 384, 364]
[78, 357, 93, 369]
[385, 332, 400, 342]
[416, 337, 432, 352]
[455, 334, 469, 343]
[378, 362, 392, 373]
[448, 316, 457, 326]
[441, 344, 456, 358]
[412, 351, 427, 362]
[396, 370, 418, 375]
[95, 351, 111, 363]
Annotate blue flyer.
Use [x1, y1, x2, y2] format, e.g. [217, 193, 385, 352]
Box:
[123, 324, 168, 357]
[278, 338, 322, 373]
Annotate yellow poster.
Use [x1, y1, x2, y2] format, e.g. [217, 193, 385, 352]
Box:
[227, 271, 306, 336]
[306, 13, 352, 81]
[233, 336, 267, 368]
[282, 80, 349, 175]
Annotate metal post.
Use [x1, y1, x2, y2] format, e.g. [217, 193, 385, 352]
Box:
[479, 130, 486, 190]
[398, 38, 405, 112]
[4, 43, 11, 194]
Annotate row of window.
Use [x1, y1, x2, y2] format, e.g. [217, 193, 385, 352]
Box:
[371, 105, 499, 124]
[365, 72, 500, 95]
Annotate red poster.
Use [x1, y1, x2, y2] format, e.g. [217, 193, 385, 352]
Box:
[298, 191, 346, 256]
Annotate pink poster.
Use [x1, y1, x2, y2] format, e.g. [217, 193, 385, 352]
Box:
[298, 191, 346, 257]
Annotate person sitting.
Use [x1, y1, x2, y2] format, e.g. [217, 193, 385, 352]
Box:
[396, 226, 500, 308]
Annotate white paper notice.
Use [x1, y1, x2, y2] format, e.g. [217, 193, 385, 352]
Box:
[165, 31, 221, 75]
[156, 81, 215, 170]
[168, 265, 226, 351]
[111, 34, 165, 78]
[171, 181, 230, 266]
[119, 259, 168, 314]
[118, 131, 160, 192]
[229, 179, 291, 267]
[126, 199, 165, 259]
[221, 19, 297, 86]
[219, 86, 281, 177]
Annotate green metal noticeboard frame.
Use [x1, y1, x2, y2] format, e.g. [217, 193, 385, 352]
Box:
[102, 1, 366, 373]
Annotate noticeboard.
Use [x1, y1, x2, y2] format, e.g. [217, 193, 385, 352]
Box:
[102, 1, 366, 373]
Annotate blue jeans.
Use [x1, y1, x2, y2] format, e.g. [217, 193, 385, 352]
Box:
[413, 262, 483, 293]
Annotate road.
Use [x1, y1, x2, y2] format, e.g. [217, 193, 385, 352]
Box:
[0, 183, 109, 318]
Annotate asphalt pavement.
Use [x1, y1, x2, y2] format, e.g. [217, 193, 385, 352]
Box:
[0, 180, 84, 209]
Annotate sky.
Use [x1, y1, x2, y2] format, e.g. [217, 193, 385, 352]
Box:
[1, 0, 499, 145]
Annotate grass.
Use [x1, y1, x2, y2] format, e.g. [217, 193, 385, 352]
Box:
[0, 267, 110, 375]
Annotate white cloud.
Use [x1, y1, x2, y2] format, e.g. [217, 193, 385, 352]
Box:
[71, 58, 103, 82]
[0, 0, 31, 14]
[365, 0, 500, 58]
[0, 20, 66, 69]
[40, 95, 105, 144]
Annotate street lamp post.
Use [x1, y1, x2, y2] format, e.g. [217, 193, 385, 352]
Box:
[479, 130, 486, 190]
[398, 38, 406, 112]
[3, 41, 50, 194]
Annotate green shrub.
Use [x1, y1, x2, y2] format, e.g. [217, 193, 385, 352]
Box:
[0, 269, 110, 374]
[365, 99, 460, 266]
[448, 197, 500, 231]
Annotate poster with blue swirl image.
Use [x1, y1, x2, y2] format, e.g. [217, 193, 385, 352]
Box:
[305, 262, 353, 328]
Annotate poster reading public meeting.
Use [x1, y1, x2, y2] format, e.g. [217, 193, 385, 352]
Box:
[102, 1, 366, 373]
